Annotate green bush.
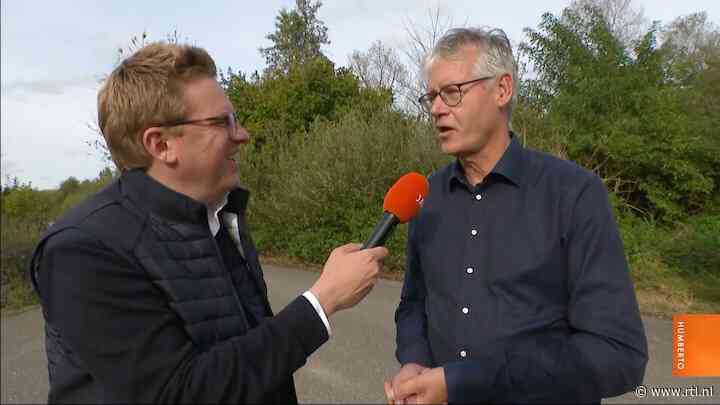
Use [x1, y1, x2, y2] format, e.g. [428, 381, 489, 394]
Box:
[0, 215, 44, 309]
[521, 8, 719, 222]
[1, 172, 115, 309]
[238, 106, 448, 271]
[618, 212, 720, 314]
[225, 58, 391, 157]
[662, 215, 720, 278]
[56, 170, 115, 216]
[0, 183, 57, 309]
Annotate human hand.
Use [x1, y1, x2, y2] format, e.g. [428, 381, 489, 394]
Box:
[310, 243, 388, 317]
[393, 367, 447, 404]
[384, 363, 428, 404]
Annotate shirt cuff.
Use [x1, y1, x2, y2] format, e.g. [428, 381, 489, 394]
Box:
[302, 290, 332, 337]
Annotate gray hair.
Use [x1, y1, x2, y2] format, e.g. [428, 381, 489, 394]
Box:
[425, 27, 518, 122]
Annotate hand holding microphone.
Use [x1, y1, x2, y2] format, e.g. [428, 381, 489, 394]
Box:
[310, 172, 429, 316]
[310, 243, 386, 317]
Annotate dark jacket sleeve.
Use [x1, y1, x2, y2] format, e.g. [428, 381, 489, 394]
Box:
[394, 220, 434, 367]
[443, 175, 648, 403]
[36, 227, 328, 404]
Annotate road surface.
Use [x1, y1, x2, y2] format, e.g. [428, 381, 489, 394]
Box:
[2, 264, 717, 403]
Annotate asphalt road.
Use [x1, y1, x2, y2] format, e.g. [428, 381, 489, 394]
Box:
[2, 264, 717, 404]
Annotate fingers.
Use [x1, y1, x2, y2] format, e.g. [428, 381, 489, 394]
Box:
[388, 365, 427, 405]
[384, 380, 394, 404]
[357, 282, 375, 301]
[394, 377, 420, 404]
[394, 363, 425, 385]
[359, 278, 376, 293]
[365, 246, 389, 260]
[334, 244, 388, 263]
[338, 243, 363, 253]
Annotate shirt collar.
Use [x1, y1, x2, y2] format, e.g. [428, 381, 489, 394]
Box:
[449, 131, 525, 189]
[207, 194, 229, 237]
[206, 193, 244, 256]
[492, 132, 524, 187]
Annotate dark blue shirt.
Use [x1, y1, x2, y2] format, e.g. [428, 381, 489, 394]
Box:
[395, 134, 648, 403]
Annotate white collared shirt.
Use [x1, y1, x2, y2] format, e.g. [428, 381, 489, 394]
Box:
[206, 195, 331, 336]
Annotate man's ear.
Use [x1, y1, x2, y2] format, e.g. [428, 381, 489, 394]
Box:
[495, 73, 514, 109]
[142, 127, 177, 164]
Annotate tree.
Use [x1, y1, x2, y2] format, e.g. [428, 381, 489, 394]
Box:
[660, 12, 720, 85]
[567, 0, 646, 49]
[660, 12, 720, 195]
[348, 40, 409, 106]
[225, 58, 363, 151]
[58, 177, 80, 197]
[228, 0, 393, 155]
[521, 6, 717, 221]
[399, 7, 454, 118]
[223, 56, 394, 201]
[349, 41, 407, 91]
[260, 0, 330, 75]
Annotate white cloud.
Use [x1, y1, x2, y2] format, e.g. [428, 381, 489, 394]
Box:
[1, 80, 107, 189]
[1, 76, 100, 97]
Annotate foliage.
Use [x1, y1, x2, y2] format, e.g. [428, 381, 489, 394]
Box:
[349, 40, 410, 109]
[3, 1, 718, 315]
[1, 179, 54, 309]
[226, 59, 360, 148]
[223, 56, 394, 202]
[237, 106, 447, 270]
[260, 0, 330, 75]
[399, 7, 455, 118]
[660, 12, 720, 86]
[567, 0, 646, 48]
[618, 212, 720, 315]
[521, 5, 720, 221]
[1, 181, 57, 228]
[1, 171, 115, 309]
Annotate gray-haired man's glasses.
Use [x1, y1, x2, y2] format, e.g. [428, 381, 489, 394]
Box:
[418, 76, 495, 113]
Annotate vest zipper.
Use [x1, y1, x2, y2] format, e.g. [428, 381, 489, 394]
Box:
[211, 230, 252, 331]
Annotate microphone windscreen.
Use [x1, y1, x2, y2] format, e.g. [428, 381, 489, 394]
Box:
[383, 172, 429, 223]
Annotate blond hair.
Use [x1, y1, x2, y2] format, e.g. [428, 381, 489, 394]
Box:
[98, 42, 217, 170]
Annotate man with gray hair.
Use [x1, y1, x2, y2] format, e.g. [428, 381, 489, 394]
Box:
[384, 27, 647, 403]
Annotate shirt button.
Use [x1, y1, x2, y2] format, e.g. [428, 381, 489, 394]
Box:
[471, 229, 478, 236]
[466, 267, 474, 274]
[460, 350, 467, 358]
[462, 307, 469, 314]
[475, 194, 482, 200]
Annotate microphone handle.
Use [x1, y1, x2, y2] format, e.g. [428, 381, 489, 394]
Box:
[362, 212, 400, 249]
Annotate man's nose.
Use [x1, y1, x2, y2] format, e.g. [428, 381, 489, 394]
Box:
[231, 125, 250, 144]
[430, 94, 449, 117]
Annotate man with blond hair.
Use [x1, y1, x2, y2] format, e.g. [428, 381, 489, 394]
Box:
[384, 27, 647, 403]
[31, 42, 388, 403]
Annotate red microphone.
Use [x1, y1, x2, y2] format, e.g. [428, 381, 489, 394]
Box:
[362, 172, 429, 249]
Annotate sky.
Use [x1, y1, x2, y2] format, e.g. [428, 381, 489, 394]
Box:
[2, 0, 718, 189]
